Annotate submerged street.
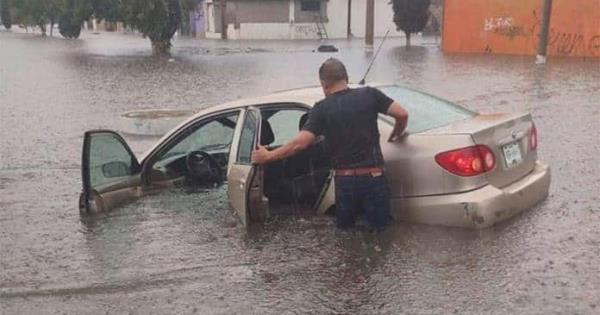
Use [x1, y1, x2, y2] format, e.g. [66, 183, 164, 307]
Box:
[1, 30, 599, 314]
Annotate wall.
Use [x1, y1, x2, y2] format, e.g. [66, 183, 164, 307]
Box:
[348, 0, 398, 38]
[213, 0, 402, 40]
[442, 0, 600, 57]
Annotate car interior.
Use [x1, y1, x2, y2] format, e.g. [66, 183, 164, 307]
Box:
[260, 109, 332, 211]
[148, 112, 240, 188]
[147, 106, 333, 212]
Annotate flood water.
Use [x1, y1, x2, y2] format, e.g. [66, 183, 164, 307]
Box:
[1, 30, 599, 314]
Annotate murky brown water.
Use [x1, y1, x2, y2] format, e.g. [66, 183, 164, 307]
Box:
[1, 30, 599, 314]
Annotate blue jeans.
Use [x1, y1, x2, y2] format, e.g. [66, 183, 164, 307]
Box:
[334, 173, 392, 231]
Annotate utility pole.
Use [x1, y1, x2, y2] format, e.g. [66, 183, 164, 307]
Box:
[536, 0, 552, 64]
[220, 0, 228, 40]
[365, 0, 374, 46]
[347, 0, 352, 38]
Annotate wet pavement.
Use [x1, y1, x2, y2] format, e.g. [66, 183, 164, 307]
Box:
[1, 30, 599, 314]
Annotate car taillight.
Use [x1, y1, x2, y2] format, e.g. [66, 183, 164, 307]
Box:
[435, 145, 496, 177]
[530, 124, 538, 150]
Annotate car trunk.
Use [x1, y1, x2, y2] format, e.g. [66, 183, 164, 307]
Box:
[429, 112, 537, 188]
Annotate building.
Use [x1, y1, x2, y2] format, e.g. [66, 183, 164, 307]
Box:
[442, 0, 600, 58]
[191, 0, 399, 40]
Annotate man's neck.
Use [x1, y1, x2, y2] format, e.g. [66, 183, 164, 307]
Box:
[327, 82, 349, 96]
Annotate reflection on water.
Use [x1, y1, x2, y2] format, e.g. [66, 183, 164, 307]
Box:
[1, 30, 599, 314]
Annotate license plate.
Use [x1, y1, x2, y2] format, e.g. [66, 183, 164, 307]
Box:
[502, 141, 523, 168]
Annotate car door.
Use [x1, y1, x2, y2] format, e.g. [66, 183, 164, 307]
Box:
[227, 107, 268, 226]
[80, 130, 143, 214]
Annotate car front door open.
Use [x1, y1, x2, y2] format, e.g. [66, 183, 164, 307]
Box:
[80, 130, 142, 214]
[227, 107, 268, 226]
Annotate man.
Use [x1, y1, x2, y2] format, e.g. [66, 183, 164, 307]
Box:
[252, 58, 408, 231]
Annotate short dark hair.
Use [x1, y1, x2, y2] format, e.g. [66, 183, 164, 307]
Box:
[319, 58, 348, 85]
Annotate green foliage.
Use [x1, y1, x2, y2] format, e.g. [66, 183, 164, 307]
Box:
[5, 0, 187, 53]
[179, 0, 199, 36]
[392, 0, 430, 45]
[1, 0, 12, 29]
[91, 0, 121, 22]
[58, 0, 92, 38]
[120, 0, 182, 54]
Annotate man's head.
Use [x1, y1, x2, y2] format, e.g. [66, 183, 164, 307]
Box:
[319, 58, 349, 96]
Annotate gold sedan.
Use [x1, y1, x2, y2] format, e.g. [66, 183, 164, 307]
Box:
[79, 84, 551, 229]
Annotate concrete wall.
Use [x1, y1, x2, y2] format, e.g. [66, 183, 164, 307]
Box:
[442, 0, 600, 57]
[207, 0, 402, 40]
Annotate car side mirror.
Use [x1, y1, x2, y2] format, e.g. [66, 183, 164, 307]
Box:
[101, 161, 131, 178]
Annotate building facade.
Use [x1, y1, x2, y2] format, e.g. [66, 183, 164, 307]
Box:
[198, 0, 399, 40]
[442, 0, 600, 57]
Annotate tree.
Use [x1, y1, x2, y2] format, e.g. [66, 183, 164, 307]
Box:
[47, 0, 62, 36]
[10, 0, 55, 35]
[58, 0, 92, 39]
[392, 0, 431, 47]
[1, 0, 12, 29]
[120, 0, 182, 55]
[91, 0, 121, 23]
[179, 0, 199, 36]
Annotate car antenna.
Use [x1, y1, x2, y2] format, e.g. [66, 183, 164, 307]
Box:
[358, 29, 391, 85]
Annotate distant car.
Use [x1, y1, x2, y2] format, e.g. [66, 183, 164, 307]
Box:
[79, 84, 551, 229]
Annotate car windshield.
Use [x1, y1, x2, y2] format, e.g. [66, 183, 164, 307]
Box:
[378, 85, 475, 133]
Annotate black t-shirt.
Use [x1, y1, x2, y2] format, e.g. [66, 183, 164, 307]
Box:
[302, 86, 394, 169]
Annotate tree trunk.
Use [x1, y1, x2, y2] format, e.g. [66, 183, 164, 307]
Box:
[39, 23, 46, 36]
[405, 31, 411, 47]
[49, 20, 54, 37]
[151, 39, 171, 56]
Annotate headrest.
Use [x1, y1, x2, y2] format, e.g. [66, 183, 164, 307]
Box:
[260, 118, 275, 146]
[299, 113, 309, 130]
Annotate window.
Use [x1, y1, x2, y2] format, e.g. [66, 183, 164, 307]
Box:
[378, 86, 475, 133]
[88, 133, 135, 188]
[300, 0, 321, 12]
[237, 110, 259, 164]
[152, 111, 239, 169]
[263, 108, 307, 147]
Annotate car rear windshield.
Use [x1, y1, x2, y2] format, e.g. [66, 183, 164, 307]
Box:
[378, 85, 475, 133]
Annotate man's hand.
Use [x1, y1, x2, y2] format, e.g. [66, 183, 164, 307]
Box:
[251, 131, 316, 165]
[251, 145, 271, 165]
[386, 102, 409, 142]
[388, 130, 409, 142]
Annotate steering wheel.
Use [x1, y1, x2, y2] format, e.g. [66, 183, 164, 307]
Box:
[185, 150, 222, 184]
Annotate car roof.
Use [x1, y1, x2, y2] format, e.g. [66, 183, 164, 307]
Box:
[192, 82, 390, 114]
[138, 83, 390, 161]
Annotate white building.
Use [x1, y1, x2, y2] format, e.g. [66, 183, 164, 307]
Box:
[199, 0, 400, 40]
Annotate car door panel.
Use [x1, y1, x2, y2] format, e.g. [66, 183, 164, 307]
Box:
[227, 107, 267, 226]
[80, 130, 142, 214]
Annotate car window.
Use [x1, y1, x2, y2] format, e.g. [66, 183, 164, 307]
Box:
[264, 108, 307, 147]
[237, 110, 259, 164]
[88, 133, 135, 188]
[154, 111, 239, 165]
[379, 85, 475, 133]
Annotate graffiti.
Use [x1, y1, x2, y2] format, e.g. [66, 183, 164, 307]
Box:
[484, 17, 527, 38]
[484, 17, 514, 31]
[548, 30, 586, 55]
[530, 10, 599, 56]
[294, 24, 318, 37]
[588, 36, 600, 56]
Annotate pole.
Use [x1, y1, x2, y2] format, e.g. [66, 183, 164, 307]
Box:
[220, 0, 227, 40]
[365, 0, 374, 46]
[347, 0, 352, 38]
[536, 0, 552, 64]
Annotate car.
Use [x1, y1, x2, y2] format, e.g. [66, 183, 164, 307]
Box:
[79, 84, 551, 229]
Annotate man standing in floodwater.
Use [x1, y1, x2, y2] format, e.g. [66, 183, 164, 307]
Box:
[252, 58, 409, 231]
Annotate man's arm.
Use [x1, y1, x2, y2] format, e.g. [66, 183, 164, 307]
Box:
[387, 101, 409, 142]
[251, 130, 316, 165]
